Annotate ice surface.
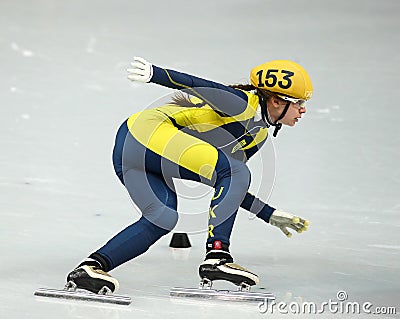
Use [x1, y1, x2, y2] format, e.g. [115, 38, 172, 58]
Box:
[1, 0, 399, 318]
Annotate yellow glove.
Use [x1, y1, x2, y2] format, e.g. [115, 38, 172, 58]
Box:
[269, 210, 310, 238]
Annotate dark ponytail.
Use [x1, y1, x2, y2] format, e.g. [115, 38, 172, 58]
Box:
[170, 91, 203, 108]
[228, 84, 256, 91]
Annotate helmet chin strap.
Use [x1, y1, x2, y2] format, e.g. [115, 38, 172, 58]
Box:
[260, 95, 291, 137]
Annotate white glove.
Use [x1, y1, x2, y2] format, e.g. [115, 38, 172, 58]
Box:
[127, 56, 153, 83]
[269, 210, 310, 238]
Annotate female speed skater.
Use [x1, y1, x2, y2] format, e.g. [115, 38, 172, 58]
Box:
[67, 57, 313, 293]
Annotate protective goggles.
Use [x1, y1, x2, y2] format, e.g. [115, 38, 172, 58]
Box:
[277, 94, 306, 107]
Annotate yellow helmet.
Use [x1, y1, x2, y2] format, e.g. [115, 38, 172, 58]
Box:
[250, 60, 313, 101]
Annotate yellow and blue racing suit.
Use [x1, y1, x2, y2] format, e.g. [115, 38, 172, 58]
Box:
[91, 65, 276, 271]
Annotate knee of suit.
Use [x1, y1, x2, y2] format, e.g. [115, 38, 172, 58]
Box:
[142, 206, 179, 234]
[233, 161, 251, 190]
[215, 152, 251, 189]
[135, 215, 174, 239]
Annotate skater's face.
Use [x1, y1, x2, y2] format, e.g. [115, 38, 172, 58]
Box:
[267, 96, 306, 127]
[279, 102, 307, 127]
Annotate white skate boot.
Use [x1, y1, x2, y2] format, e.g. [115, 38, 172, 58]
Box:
[34, 258, 131, 305]
[66, 259, 119, 294]
[170, 241, 274, 303]
[198, 242, 259, 290]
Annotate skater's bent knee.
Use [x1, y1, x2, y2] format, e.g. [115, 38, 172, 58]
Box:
[142, 208, 178, 235]
[228, 160, 251, 189]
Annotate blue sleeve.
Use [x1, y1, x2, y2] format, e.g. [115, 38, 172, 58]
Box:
[240, 192, 275, 223]
[151, 65, 249, 116]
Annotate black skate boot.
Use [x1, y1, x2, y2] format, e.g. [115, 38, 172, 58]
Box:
[198, 241, 259, 289]
[66, 258, 119, 294]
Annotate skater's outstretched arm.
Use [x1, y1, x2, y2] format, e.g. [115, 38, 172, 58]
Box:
[127, 57, 249, 117]
[240, 192, 275, 222]
[240, 192, 309, 238]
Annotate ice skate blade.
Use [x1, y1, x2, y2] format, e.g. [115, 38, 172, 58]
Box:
[170, 287, 275, 303]
[34, 288, 131, 305]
